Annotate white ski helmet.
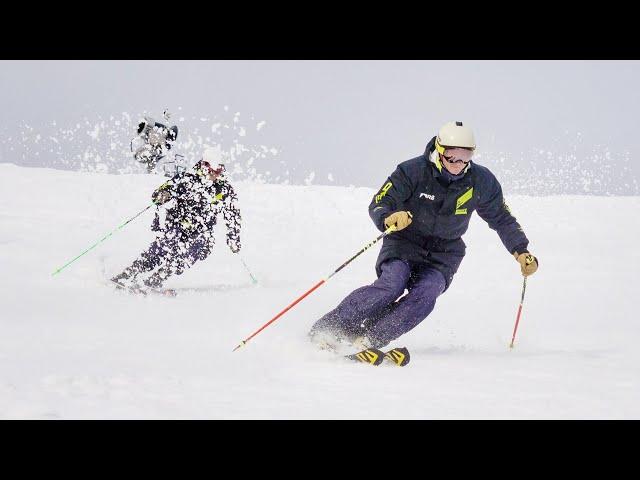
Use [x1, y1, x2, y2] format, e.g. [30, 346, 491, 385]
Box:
[436, 121, 476, 152]
[202, 147, 222, 164]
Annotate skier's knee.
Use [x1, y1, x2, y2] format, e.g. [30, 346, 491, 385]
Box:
[196, 246, 210, 262]
[411, 269, 447, 300]
[374, 266, 410, 299]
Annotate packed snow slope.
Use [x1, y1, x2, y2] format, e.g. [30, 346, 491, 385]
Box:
[0, 163, 637, 419]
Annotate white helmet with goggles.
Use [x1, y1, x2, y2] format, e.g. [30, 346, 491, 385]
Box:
[436, 121, 475, 150]
[195, 147, 225, 177]
[435, 121, 475, 167]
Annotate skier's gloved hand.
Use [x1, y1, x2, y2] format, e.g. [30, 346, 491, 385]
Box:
[514, 252, 538, 277]
[384, 211, 413, 231]
[152, 190, 171, 205]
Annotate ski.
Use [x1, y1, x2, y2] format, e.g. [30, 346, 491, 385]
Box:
[345, 347, 385, 365]
[110, 278, 148, 296]
[309, 331, 410, 366]
[383, 347, 410, 366]
[110, 279, 177, 297]
[345, 346, 410, 367]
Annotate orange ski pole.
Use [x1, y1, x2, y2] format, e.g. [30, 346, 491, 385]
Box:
[509, 276, 528, 349]
[233, 225, 397, 351]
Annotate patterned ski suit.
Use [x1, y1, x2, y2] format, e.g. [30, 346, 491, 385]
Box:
[119, 170, 241, 288]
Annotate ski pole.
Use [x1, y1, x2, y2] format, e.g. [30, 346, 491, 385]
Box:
[51, 204, 154, 276]
[239, 256, 258, 284]
[233, 225, 397, 352]
[509, 275, 528, 349]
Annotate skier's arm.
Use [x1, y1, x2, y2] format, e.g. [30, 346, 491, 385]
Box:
[222, 183, 242, 252]
[368, 164, 416, 232]
[152, 179, 175, 205]
[151, 171, 188, 205]
[476, 173, 529, 255]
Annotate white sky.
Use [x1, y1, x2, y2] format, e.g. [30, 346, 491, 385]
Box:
[1, 60, 639, 192]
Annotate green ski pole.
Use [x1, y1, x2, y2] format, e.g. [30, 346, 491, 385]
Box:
[52, 204, 154, 276]
[239, 256, 258, 284]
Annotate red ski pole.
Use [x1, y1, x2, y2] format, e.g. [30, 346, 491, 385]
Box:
[233, 225, 397, 351]
[509, 276, 528, 349]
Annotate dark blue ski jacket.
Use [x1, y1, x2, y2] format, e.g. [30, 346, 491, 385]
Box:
[369, 136, 529, 290]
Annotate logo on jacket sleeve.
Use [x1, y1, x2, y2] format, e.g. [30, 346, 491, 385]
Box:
[420, 192, 436, 201]
[375, 182, 393, 203]
[455, 187, 474, 215]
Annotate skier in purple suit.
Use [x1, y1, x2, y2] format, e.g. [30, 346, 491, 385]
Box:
[112, 148, 241, 290]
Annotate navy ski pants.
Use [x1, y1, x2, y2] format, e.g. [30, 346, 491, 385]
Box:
[129, 227, 212, 286]
[310, 259, 446, 348]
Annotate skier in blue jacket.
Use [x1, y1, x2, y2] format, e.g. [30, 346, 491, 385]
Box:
[310, 121, 538, 350]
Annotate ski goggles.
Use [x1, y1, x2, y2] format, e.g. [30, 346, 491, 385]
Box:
[442, 147, 474, 164]
[198, 160, 224, 176]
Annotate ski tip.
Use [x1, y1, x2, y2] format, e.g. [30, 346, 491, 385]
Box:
[384, 347, 410, 366]
[345, 348, 385, 366]
[344, 346, 411, 367]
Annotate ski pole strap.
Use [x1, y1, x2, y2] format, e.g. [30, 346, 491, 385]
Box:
[51, 204, 154, 276]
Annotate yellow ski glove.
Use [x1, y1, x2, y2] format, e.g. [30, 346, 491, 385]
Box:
[514, 252, 538, 277]
[384, 211, 413, 231]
